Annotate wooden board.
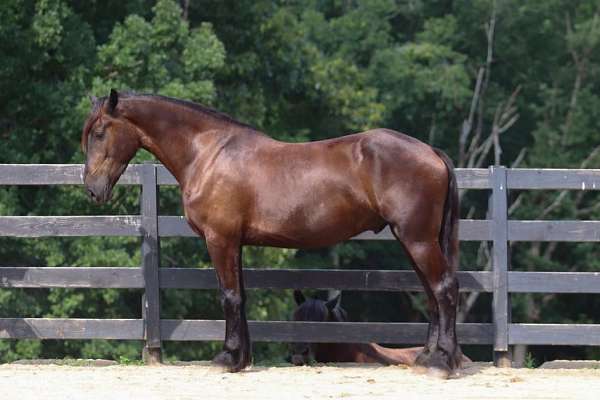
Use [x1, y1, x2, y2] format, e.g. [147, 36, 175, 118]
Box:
[0, 164, 143, 185]
[155, 166, 492, 189]
[490, 166, 509, 353]
[4, 318, 600, 346]
[509, 324, 600, 346]
[141, 165, 162, 349]
[4, 165, 600, 190]
[508, 221, 600, 242]
[161, 320, 493, 344]
[0, 267, 143, 288]
[0, 216, 141, 237]
[157, 217, 493, 241]
[507, 169, 600, 190]
[159, 268, 493, 292]
[157, 165, 178, 186]
[0, 318, 144, 340]
[455, 168, 491, 189]
[509, 271, 600, 293]
[0, 267, 491, 291]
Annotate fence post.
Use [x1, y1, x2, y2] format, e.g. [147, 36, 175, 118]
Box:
[490, 165, 511, 367]
[141, 163, 162, 364]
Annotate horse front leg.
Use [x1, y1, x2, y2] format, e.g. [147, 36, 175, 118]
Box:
[207, 238, 251, 372]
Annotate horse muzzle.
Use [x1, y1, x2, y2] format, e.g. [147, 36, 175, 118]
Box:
[84, 175, 113, 204]
[291, 354, 310, 366]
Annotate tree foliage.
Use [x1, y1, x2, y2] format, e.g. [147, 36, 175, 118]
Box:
[2, 0, 600, 364]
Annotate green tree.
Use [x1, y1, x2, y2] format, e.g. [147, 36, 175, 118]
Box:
[89, 0, 224, 103]
[3, 0, 600, 365]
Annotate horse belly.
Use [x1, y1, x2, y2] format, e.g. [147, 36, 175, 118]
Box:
[244, 189, 384, 248]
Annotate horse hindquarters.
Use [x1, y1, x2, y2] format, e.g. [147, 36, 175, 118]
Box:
[382, 148, 462, 377]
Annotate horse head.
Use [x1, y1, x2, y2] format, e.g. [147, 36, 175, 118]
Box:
[289, 290, 347, 365]
[81, 89, 141, 203]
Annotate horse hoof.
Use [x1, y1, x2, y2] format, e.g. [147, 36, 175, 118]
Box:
[413, 350, 454, 379]
[213, 351, 235, 368]
[426, 367, 451, 379]
[212, 350, 252, 373]
[412, 365, 451, 379]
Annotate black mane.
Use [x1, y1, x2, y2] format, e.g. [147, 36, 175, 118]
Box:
[120, 91, 256, 130]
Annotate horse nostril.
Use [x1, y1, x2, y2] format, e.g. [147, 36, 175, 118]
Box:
[87, 188, 96, 199]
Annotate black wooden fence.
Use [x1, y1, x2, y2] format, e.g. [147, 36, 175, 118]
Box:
[2, 164, 600, 366]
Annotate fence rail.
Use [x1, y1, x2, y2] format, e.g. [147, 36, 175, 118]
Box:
[2, 164, 600, 366]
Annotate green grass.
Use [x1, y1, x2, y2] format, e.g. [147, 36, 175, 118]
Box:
[117, 356, 144, 366]
[254, 358, 294, 368]
[255, 361, 294, 367]
[524, 352, 537, 369]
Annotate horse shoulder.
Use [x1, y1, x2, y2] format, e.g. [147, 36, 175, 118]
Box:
[181, 135, 257, 238]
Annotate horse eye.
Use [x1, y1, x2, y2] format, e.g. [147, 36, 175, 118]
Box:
[94, 130, 105, 139]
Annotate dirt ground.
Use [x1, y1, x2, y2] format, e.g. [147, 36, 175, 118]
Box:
[1, 361, 599, 400]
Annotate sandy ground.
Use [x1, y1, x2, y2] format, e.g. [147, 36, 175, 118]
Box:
[1, 361, 599, 400]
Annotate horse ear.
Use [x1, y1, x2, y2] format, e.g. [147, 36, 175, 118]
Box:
[107, 88, 119, 114]
[293, 290, 306, 305]
[325, 292, 342, 311]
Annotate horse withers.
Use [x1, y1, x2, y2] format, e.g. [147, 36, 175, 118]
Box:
[290, 290, 423, 366]
[81, 89, 463, 377]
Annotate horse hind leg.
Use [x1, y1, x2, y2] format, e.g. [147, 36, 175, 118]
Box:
[392, 227, 461, 377]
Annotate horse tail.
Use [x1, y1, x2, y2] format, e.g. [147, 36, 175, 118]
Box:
[433, 148, 459, 272]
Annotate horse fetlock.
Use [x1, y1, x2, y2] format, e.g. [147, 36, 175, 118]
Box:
[212, 347, 252, 373]
[224, 334, 241, 350]
[414, 345, 463, 378]
[435, 342, 464, 369]
[449, 345, 465, 369]
[437, 337, 457, 357]
[212, 349, 235, 368]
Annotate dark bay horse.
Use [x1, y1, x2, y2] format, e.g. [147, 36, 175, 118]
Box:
[290, 291, 423, 366]
[81, 90, 462, 377]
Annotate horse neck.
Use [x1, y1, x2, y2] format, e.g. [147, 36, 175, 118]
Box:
[121, 97, 252, 186]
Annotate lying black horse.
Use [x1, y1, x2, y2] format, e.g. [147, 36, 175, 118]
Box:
[290, 290, 425, 366]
